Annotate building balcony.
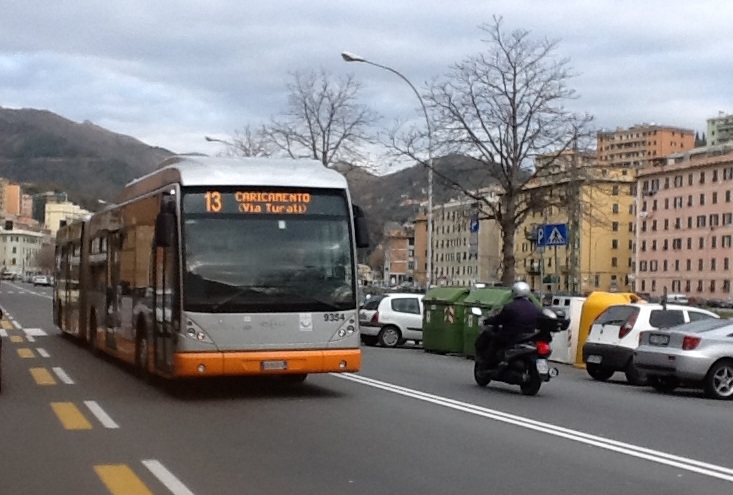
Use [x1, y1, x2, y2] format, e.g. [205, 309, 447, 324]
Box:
[526, 262, 542, 275]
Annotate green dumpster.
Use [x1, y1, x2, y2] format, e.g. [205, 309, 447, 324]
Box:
[422, 286, 471, 354]
[463, 288, 541, 358]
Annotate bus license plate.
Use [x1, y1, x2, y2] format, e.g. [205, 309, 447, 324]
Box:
[262, 360, 288, 371]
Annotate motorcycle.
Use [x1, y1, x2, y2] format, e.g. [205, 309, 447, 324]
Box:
[471, 306, 569, 396]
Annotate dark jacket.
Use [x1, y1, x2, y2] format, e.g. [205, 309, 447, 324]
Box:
[485, 297, 542, 338]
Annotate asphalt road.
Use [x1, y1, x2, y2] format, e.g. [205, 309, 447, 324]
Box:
[1, 281, 732, 495]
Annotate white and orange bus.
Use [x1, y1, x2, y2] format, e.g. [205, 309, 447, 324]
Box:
[54, 156, 369, 381]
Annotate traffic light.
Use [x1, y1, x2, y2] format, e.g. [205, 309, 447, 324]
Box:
[4, 220, 12, 231]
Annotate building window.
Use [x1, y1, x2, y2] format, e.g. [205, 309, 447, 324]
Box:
[700, 172, 706, 184]
[685, 280, 691, 292]
[612, 221, 618, 232]
[611, 257, 618, 267]
[699, 259, 704, 271]
[713, 192, 719, 204]
[712, 259, 717, 271]
[612, 204, 619, 214]
[700, 194, 705, 206]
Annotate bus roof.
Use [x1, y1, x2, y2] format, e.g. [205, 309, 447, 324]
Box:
[116, 156, 349, 204]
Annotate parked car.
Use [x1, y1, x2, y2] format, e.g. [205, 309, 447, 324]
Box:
[635, 318, 733, 400]
[32, 275, 50, 286]
[582, 303, 718, 385]
[358, 293, 424, 347]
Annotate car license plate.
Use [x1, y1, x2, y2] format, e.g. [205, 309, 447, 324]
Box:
[587, 355, 602, 364]
[536, 359, 549, 374]
[649, 334, 670, 346]
[261, 360, 287, 371]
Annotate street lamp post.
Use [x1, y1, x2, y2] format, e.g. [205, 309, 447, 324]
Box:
[341, 51, 434, 289]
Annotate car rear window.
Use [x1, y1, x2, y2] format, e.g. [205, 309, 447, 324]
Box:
[390, 297, 421, 314]
[362, 297, 383, 310]
[667, 318, 731, 334]
[594, 305, 638, 325]
[648, 310, 685, 329]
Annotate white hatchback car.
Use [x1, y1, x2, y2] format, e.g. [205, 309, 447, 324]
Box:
[582, 303, 718, 384]
[359, 293, 424, 347]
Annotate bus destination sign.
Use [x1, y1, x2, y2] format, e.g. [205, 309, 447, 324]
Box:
[204, 191, 311, 214]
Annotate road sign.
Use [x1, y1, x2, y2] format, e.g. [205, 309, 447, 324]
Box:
[536, 223, 568, 247]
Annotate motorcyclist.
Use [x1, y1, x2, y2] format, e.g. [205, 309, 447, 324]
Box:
[477, 281, 543, 369]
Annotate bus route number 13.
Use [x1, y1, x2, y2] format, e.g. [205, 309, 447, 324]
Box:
[205, 191, 223, 212]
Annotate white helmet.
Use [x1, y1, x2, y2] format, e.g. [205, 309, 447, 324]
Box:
[511, 281, 531, 299]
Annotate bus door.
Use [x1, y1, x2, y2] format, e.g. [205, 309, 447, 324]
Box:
[152, 200, 178, 374]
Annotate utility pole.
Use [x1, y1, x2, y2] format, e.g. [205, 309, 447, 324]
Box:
[568, 133, 581, 295]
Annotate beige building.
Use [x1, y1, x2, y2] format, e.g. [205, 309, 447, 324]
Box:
[0, 226, 44, 276]
[44, 199, 90, 236]
[516, 151, 636, 294]
[431, 191, 501, 287]
[635, 144, 733, 300]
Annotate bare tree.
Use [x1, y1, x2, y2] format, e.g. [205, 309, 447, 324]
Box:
[393, 17, 593, 285]
[264, 69, 380, 167]
[35, 242, 55, 273]
[227, 125, 274, 157]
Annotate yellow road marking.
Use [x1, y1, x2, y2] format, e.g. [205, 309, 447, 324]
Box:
[51, 402, 93, 430]
[94, 465, 153, 495]
[1, 320, 12, 330]
[30, 367, 56, 385]
[10, 335, 23, 343]
[17, 348, 35, 358]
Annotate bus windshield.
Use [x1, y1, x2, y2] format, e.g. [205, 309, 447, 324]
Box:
[181, 187, 355, 313]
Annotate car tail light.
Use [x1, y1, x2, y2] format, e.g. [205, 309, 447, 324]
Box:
[536, 341, 552, 357]
[370, 311, 379, 324]
[618, 310, 639, 339]
[682, 335, 701, 350]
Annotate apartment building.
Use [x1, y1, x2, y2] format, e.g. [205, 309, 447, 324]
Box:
[430, 192, 501, 287]
[635, 144, 733, 300]
[597, 124, 695, 169]
[0, 226, 45, 276]
[707, 112, 733, 146]
[516, 152, 636, 294]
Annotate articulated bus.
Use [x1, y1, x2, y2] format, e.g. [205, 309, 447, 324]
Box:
[54, 156, 369, 381]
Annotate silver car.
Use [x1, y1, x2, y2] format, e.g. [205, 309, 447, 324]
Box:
[634, 318, 733, 400]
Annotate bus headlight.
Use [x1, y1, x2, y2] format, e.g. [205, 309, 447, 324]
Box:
[331, 318, 357, 342]
[185, 319, 213, 344]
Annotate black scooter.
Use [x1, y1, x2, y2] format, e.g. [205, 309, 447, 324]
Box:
[471, 307, 568, 396]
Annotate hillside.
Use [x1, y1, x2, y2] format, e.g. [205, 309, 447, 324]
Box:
[0, 106, 173, 207]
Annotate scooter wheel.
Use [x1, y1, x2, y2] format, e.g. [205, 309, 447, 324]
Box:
[520, 366, 542, 396]
[473, 361, 491, 387]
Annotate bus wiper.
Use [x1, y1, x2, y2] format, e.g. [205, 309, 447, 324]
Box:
[210, 285, 279, 311]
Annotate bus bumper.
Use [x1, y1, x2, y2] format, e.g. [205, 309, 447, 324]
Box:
[173, 348, 361, 377]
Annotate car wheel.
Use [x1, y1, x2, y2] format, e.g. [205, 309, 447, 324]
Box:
[704, 360, 733, 400]
[378, 326, 401, 348]
[586, 363, 615, 381]
[624, 360, 647, 386]
[649, 376, 679, 394]
[360, 335, 378, 346]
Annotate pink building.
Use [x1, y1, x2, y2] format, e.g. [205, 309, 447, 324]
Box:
[635, 145, 733, 302]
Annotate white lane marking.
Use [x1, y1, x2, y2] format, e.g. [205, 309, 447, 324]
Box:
[37, 348, 50, 358]
[0, 329, 6, 338]
[24, 328, 47, 336]
[84, 401, 120, 429]
[142, 459, 196, 495]
[11, 319, 21, 329]
[26, 335, 35, 342]
[52, 367, 75, 385]
[334, 373, 733, 483]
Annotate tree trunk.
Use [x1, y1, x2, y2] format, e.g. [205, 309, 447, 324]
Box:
[500, 220, 517, 286]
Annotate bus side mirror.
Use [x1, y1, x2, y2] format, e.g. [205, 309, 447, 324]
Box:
[353, 205, 370, 249]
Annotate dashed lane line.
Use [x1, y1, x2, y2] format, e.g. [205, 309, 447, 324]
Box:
[94, 465, 154, 495]
[84, 401, 120, 429]
[17, 348, 35, 358]
[51, 402, 93, 430]
[30, 367, 56, 385]
[52, 367, 75, 385]
[37, 348, 50, 358]
[142, 459, 197, 495]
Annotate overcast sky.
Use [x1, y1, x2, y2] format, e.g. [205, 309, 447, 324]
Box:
[2, 1, 732, 161]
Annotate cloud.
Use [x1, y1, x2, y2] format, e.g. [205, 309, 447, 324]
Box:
[1, 0, 732, 154]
